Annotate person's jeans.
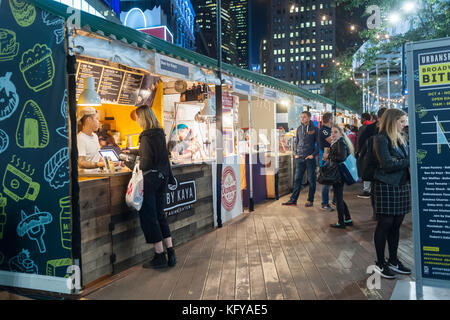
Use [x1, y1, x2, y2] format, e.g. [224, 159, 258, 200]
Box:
[290, 157, 316, 203]
[319, 149, 330, 205]
[333, 181, 351, 225]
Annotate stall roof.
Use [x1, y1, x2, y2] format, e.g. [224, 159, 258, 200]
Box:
[29, 0, 356, 114]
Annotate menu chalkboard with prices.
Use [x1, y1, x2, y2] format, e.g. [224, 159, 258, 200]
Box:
[76, 62, 102, 100]
[98, 67, 124, 104]
[118, 72, 144, 105]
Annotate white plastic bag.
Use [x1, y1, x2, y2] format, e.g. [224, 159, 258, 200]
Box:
[126, 162, 144, 211]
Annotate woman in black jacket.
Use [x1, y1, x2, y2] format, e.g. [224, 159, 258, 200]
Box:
[126, 105, 176, 269]
[372, 108, 410, 279]
[324, 125, 354, 229]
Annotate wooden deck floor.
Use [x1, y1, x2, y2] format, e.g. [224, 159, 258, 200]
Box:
[85, 183, 415, 300]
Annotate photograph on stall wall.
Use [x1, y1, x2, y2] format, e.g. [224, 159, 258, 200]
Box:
[0, 1, 72, 280]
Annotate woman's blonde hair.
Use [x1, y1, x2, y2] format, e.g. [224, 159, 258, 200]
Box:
[332, 125, 354, 156]
[135, 104, 161, 130]
[379, 109, 407, 148]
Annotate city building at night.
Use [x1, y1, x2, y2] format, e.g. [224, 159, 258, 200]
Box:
[192, 0, 238, 65]
[120, 0, 195, 50]
[52, 0, 121, 21]
[265, 0, 337, 94]
[231, 0, 250, 69]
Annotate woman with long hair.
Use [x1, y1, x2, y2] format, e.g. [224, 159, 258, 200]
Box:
[324, 125, 354, 229]
[126, 105, 176, 269]
[372, 109, 411, 279]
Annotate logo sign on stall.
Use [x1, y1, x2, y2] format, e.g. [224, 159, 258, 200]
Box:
[294, 96, 303, 106]
[407, 38, 450, 294]
[164, 177, 197, 216]
[263, 88, 278, 101]
[221, 166, 238, 211]
[233, 78, 252, 95]
[155, 53, 193, 81]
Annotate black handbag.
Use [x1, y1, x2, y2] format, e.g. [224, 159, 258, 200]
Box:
[317, 162, 340, 185]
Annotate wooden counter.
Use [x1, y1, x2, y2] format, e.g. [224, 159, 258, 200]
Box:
[78, 163, 214, 286]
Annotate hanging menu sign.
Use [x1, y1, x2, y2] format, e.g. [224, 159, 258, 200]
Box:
[76, 62, 102, 99]
[75, 59, 145, 105]
[98, 67, 124, 104]
[408, 39, 450, 287]
[118, 72, 144, 105]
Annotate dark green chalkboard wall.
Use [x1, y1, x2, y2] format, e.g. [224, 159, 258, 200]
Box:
[0, 0, 72, 282]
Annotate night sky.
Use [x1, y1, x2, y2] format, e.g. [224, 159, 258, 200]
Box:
[250, 0, 269, 66]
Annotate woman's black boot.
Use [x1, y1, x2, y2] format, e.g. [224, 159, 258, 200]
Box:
[167, 247, 177, 267]
[143, 252, 168, 269]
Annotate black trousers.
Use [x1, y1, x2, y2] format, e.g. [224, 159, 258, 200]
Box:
[332, 181, 351, 225]
[139, 172, 171, 244]
[374, 214, 405, 263]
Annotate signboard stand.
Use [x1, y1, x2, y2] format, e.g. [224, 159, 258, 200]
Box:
[405, 37, 450, 300]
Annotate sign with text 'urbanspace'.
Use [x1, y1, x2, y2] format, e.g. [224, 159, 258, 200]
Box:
[408, 38, 450, 291]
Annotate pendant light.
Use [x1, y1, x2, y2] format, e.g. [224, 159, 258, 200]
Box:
[77, 77, 101, 106]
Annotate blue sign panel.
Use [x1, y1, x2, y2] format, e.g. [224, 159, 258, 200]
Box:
[409, 41, 450, 283]
[159, 58, 190, 78]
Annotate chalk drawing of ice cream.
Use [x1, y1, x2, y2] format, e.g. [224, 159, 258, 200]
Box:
[44, 147, 70, 189]
[42, 11, 64, 44]
[9, 249, 38, 274]
[56, 89, 68, 139]
[17, 206, 53, 253]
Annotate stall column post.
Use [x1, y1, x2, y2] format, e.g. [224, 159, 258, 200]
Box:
[65, 29, 82, 290]
[274, 101, 279, 200]
[248, 95, 254, 212]
[215, 0, 223, 227]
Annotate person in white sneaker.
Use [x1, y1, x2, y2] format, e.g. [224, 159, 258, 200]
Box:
[372, 109, 411, 279]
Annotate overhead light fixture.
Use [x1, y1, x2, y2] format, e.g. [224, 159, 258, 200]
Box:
[388, 13, 401, 24]
[77, 77, 101, 106]
[402, 2, 416, 13]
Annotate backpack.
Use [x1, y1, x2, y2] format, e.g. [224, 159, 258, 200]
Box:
[356, 135, 377, 181]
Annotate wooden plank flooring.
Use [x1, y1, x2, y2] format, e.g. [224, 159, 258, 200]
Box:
[85, 183, 415, 300]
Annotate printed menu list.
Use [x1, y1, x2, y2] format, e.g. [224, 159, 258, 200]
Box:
[75, 62, 102, 100]
[98, 67, 124, 104]
[118, 72, 144, 105]
[75, 61, 145, 105]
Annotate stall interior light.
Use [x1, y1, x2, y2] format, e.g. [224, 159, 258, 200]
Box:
[77, 77, 101, 106]
[280, 99, 290, 107]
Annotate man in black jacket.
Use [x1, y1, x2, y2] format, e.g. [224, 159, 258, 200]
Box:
[282, 111, 319, 207]
[356, 108, 386, 198]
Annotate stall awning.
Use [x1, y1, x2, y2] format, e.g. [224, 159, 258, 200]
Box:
[28, 0, 356, 114]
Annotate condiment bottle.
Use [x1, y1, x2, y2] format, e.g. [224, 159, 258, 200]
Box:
[59, 196, 71, 250]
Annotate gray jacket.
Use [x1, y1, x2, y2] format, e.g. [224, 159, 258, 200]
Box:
[295, 120, 319, 159]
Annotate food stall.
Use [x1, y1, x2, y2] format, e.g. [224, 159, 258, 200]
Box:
[73, 43, 219, 285]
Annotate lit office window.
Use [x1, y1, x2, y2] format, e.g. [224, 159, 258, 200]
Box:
[301, 48, 304, 52]
[306, 22, 310, 27]
[312, 48, 316, 52]
[312, 5, 316, 10]
[295, 7, 299, 12]
[290, 32, 294, 37]
[306, 56, 310, 60]
[301, 23, 304, 28]
[307, 80, 310, 84]
[290, 48, 294, 53]
[306, 39, 310, 44]
[301, 80, 305, 84]
[263, 46, 266, 50]
[321, 45, 324, 50]
[321, 54, 324, 59]
[312, 22, 316, 27]
[301, 56, 305, 61]
[282, 33, 285, 38]
[325, 45, 328, 50]
[321, 21, 324, 26]
[274, 34, 277, 39]
[290, 41, 294, 45]
[295, 32, 299, 37]
[329, 45, 333, 50]
[312, 55, 316, 60]
[290, 57, 294, 62]
[320, 3, 323, 9]
[295, 56, 299, 61]
[282, 57, 285, 62]
[306, 47, 310, 52]
[273, 50, 277, 55]
[295, 48, 299, 53]
[282, 49, 285, 54]
[301, 6, 304, 12]
[263, 39, 267, 44]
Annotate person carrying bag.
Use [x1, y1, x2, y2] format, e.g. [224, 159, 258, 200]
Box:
[323, 125, 354, 229]
[124, 104, 177, 269]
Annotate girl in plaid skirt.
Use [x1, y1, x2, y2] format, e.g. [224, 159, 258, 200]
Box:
[372, 109, 411, 279]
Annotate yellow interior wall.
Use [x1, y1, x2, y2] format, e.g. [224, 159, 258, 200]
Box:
[93, 80, 164, 147]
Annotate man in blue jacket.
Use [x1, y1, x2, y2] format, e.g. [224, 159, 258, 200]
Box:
[282, 111, 319, 207]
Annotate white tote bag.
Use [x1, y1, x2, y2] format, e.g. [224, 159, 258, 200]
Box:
[126, 162, 144, 211]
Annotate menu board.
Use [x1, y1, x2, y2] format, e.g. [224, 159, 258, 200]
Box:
[118, 72, 144, 105]
[98, 67, 124, 104]
[75, 60, 144, 106]
[75, 62, 102, 99]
